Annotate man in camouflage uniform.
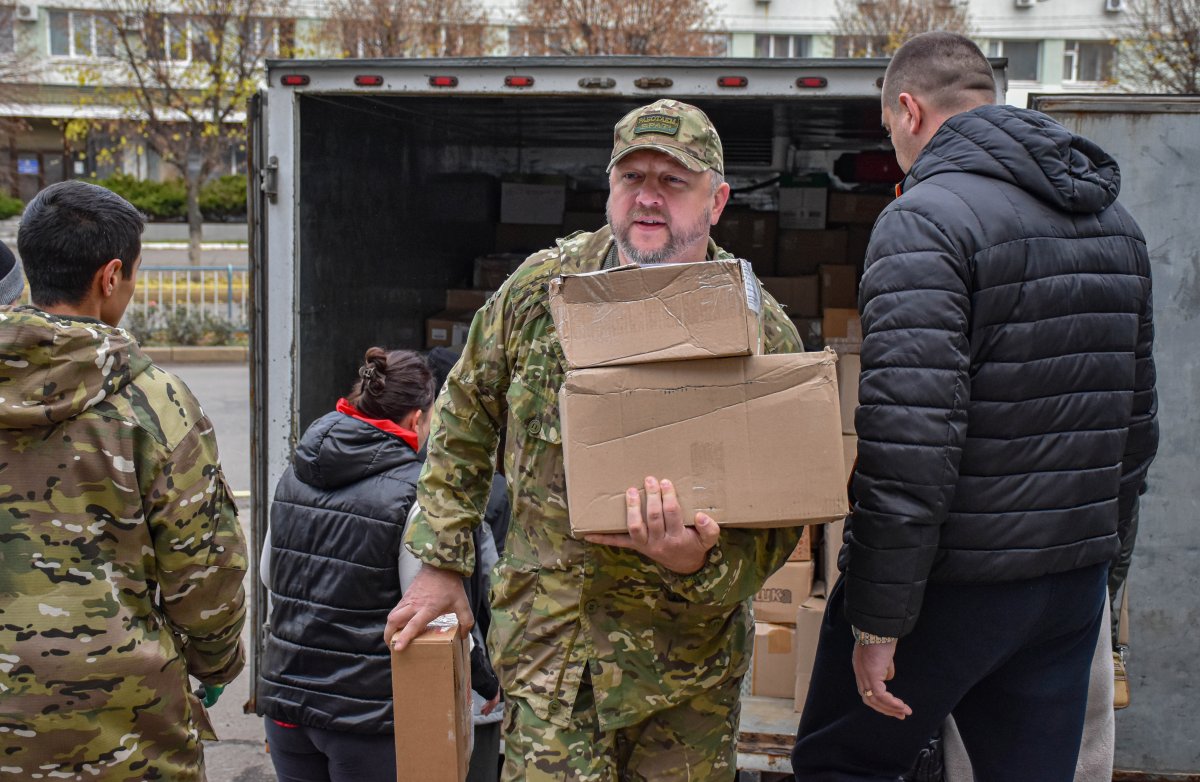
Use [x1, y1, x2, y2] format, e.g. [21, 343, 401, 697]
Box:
[386, 100, 804, 781]
[0, 181, 247, 781]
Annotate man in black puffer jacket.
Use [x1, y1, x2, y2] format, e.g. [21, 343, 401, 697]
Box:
[792, 32, 1157, 781]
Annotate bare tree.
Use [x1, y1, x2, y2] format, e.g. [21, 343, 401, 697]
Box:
[324, 0, 492, 58]
[1117, 0, 1200, 93]
[71, 0, 291, 264]
[833, 0, 973, 57]
[516, 0, 724, 56]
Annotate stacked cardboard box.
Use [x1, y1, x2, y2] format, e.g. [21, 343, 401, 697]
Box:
[549, 260, 848, 537]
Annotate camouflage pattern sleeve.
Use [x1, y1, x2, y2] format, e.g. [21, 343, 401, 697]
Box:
[144, 416, 247, 684]
[407, 283, 517, 576]
[659, 290, 806, 605]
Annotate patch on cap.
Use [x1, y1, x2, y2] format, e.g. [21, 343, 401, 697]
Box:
[633, 115, 681, 137]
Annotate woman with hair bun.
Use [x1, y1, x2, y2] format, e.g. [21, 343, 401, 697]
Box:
[257, 347, 458, 782]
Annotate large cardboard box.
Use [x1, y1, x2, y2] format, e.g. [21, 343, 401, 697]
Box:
[713, 209, 778, 276]
[842, 434, 858, 483]
[827, 192, 892, 225]
[500, 179, 566, 225]
[836, 353, 860, 435]
[445, 289, 493, 312]
[390, 615, 471, 782]
[425, 311, 473, 349]
[751, 622, 798, 698]
[760, 276, 819, 318]
[793, 596, 827, 713]
[777, 229, 849, 274]
[819, 264, 858, 310]
[754, 560, 815, 624]
[548, 260, 763, 369]
[822, 308, 862, 341]
[778, 187, 828, 230]
[560, 352, 848, 535]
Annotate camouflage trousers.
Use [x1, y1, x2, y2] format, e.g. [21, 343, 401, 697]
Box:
[500, 673, 742, 782]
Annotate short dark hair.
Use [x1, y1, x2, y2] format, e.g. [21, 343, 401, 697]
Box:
[347, 347, 437, 422]
[17, 180, 144, 306]
[883, 32, 996, 113]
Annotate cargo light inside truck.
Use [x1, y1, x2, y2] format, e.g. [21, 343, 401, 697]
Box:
[505, 75, 534, 88]
[796, 77, 829, 88]
[429, 76, 459, 87]
[717, 76, 748, 88]
[354, 75, 384, 87]
[280, 75, 309, 86]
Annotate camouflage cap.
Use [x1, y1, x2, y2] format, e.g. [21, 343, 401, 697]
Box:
[608, 99, 724, 175]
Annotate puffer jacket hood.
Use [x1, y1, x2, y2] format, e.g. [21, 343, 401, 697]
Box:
[907, 104, 1121, 215]
[291, 410, 419, 490]
[0, 305, 150, 430]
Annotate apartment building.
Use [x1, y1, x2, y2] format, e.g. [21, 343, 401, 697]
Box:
[0, 0, 1128, 196]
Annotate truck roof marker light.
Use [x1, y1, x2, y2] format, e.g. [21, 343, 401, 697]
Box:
[579, 77, 616, 90]
[718, 76, 748, 88]
[796, 77, 828, 89]
[354, 75, 384, 87]
[634, 77, 674, 90]
[280, 74, 309, 87]
[429, 75, 459, 88]
[505, 75, 534, 88]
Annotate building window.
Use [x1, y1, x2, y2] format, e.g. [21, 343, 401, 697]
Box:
[989, 39, 1041, 82]
[834, 35, 886, 58]
[49, 10, 116, 57]
[0, 7, 14, 55]
[1064, 40, 1115, 83]
[754, 33, 810, 58]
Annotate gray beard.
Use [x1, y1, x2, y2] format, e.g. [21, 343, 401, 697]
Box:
[608, 207, 712, 265]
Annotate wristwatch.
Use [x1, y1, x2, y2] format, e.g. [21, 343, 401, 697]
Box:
[852, 626, 898, 646]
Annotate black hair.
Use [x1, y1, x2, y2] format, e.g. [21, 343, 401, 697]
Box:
[17, 180, 144, 306]
[883, 31, 996, 113]
[346, 347, 437, 423]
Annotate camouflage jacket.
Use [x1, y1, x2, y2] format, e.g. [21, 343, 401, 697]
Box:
[0, 306, 247, 781]
[408, 227, 804, 730]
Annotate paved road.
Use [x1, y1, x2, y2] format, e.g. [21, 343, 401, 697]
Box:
[161, 362, 276, 781]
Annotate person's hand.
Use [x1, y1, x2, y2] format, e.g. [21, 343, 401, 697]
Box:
[584, 476, 719, 574]
[481, 691, 501, 716]
[852, 641, 912, 720]
[385, 564, 473, 652]
[195, 683, 225, 708]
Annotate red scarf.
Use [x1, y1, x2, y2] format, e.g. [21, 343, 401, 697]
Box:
[335, 398, 419, 451]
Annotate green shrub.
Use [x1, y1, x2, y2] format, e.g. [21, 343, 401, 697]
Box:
[200, 174, 247, 221]
[95, 173, 186, 220]
[0, 194, 23, 219]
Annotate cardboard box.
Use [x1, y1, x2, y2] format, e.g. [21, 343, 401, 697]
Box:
[788, 525, 813, 562]
[822, 308, 862, 341]
[390, 615, 471, 781]
[842, 434, 858, 484]
[820, 264, 858, 310]
[793, 596, 827, 713]
[445, 289, 493, 312]
[548, 259, 762, 370]
[779, 187, 828, 230]
[754, 560, 815, 624]
[827, 192, 892, 225]
[713, 209, 778, 276]
[751, 622, 798, 698]
[836, 353, 860, 435]
[500, 180, 566, 225]
[777, 229, 849, 274]
[425, 311, 473, 349]
[760, 276, 819, 318]
[474, 253, 526, 288]
[560, 352, 848, 535]
[493, 223, 562, 254]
